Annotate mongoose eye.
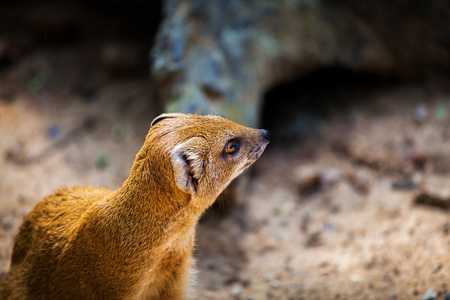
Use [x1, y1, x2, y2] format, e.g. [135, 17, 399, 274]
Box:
[224, 139, 239, 155]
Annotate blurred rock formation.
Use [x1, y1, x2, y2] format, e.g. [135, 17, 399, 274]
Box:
[151, 0, 450, 126]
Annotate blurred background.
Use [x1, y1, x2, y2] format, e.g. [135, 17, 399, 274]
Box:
[1, 0, 450, 299]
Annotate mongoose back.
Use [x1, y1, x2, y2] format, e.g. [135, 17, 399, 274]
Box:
[0, 113, 270, 300]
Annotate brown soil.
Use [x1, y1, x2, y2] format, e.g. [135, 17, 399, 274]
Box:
[1, 2, 450, 300]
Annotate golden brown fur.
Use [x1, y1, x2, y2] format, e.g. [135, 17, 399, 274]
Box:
[0, 113, 269, 300]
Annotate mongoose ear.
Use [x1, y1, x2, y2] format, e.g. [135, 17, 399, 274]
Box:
[171, 137, 205, 195]
[151, 113, 186, 127]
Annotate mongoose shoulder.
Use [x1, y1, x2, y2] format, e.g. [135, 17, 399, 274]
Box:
[0, 113, 270, 300]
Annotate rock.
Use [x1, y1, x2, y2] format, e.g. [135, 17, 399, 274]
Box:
[47, 125, 60, 139]
[95, 151, 108, 168]
[414, 105, 427, 124]
[414, 176, 450, 210]
[388, 292, 397, 299]
[300, 213, 310, 232]
[422, 288, 437, 300]
[431, 265, 442, 273]
[305, 231, 322, 248]
[294, 166, 321, 195]
[435, 104, 447, 120]
[320, 168, 343, 188]
[264, 273, 274, 282]
[347, 169, 371, 195]
[294, 166, 343, 196]
[151, 0, 450, 128]
[391, 179, 417, 191]
[230, 284, 242, 297]
[442, 222, 450, 235]
[2, 216, 14, 231]
[4, 141, 26, 162]
[270, 280, 281, 290]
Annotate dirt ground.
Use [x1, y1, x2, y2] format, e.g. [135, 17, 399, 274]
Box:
[1, 2, 450, 300]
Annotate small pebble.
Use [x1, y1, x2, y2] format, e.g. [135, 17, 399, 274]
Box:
[431, 265, 441, 273]
[273, 206, 283, 216]
[270, 280, 281, 290]
[230, 285, 241, 297]
[350, 274, 362, 282]
[329, 204, 340, 214]
[47, 125, 60, 139]
[2, 216, 14, 230]
[435, 104, 447, 120]
[294, 166, 321, 195]
[391, 179, 416, 191]
[95, 151, 108, 168]
[422, 288, 437, 300]
[264, 273, 274, 282]
[443, 222, 450, 235]
[305, 231, 322, 248]
[324, 223, 335, 231]
[388, 292, 397, 299]
[320, 167, 342, 187]
[414, 105, 427, 123]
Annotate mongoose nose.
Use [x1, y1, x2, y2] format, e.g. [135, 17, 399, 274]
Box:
[261, 129, 271, 141]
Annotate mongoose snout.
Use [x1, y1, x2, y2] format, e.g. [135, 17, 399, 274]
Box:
[0, 113, 269, 300]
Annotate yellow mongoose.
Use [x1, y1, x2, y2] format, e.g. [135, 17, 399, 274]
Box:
[0, 113, 270, 299]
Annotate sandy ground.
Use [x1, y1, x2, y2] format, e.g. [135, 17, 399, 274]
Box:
[1, 3, 450, 300]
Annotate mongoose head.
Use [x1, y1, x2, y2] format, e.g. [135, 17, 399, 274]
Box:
[143, 113, 270, 206]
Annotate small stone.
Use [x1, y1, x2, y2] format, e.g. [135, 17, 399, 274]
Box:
[443, 222, 450, 235]
[47, 125, 60, 139]
[320, 167, 342, 187]
[273, 206, 283, 216]
[305, 231, 322, 248]
[294, 166, 321, 195]
[230, 285, 241, 297]
[264, 273, 274, 282]
[350, 274, 362, 282]
[329, 204, 340, 214]
[388, 292, 397, 299]
[324, 223, 335, 231]
[414, 176, 450, 210]
[391, 179, 416, 191]
[422, 288, 437, 300]
[300, 213, 310, 232]
[414, 105, 427, 123]
[2, 216, 14, 230]
[431, 265, 442, 273]
[270, 280, 281, 290]
[95, 151, 108, 168]
[5, 141, 25, 161]
[435, 104, 447, 120]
